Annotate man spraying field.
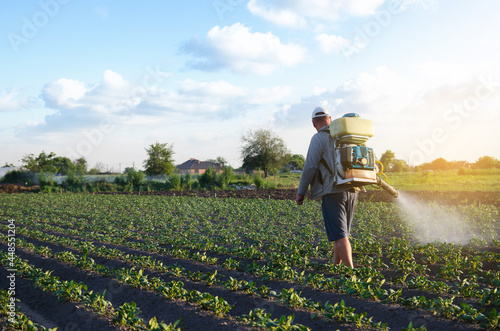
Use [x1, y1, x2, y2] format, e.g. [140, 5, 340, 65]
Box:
[296, 107, 360, 268]
[296, 107, 399, 268]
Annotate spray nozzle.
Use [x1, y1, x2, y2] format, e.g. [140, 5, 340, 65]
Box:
[376, 175, 399, 198]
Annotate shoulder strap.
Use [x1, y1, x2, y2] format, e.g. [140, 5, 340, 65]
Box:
[320, 158, 333, 175]
[318, 130, 334, 175]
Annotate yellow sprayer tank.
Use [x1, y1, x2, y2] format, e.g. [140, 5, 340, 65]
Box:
[330, 113, 373, 144]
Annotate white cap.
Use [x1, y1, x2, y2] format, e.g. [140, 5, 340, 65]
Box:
[311, 106, 330, 119]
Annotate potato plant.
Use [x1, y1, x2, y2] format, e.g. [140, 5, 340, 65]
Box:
[0, 193, 499, 330]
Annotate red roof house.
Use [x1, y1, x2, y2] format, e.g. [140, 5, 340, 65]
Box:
[176, 158, 224, 175]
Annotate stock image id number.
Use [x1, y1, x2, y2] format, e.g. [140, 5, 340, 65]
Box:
[7, 219, 16, 267]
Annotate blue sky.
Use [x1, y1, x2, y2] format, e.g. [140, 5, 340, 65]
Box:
[1, 0, 499, 171]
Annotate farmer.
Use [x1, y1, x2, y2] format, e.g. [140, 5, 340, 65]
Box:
[296, 106, 360, 268]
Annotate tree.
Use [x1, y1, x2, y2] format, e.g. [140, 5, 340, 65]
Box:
[74, 157, 87, 174]
[206, 156, 228, 166]
[474, 156, 498, 169]
[219, 166, 235, 188]
[143, 142, 175, 176]
[127, 168, 146, 188]
[380, 150, 395, 172]
[241, 128, 289, 178]
[198, 167, 219, 189]
[391, 159, 410, 172]
[181, 173, 194, 190]
[52, 157, 75, 175]
[21, 151, 58, 173]
[87, 168, 100, 175]
[288, 154, 305, 170]
[123, 167, 135, 175]
[419, 157, 451, 171]
[430, 157, 450, 170]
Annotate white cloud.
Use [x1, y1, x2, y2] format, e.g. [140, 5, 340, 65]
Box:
[42, 78, 87, 109]
[22, 71, 295, 167]
[316, 33, 366, 55]
[29, 71, 293, 138]
[345, 0, 388, 16]
[100, 70, 129, 90]
[312, 87, 328, 96]
[0, 89, 27, 112]
[182, 23, 306, 75]
[247, 0, 307, 27]
[250, 86, 292, 104]
[399, 0, 438, 11]
[179, 79, 246, 98]
[415, 61, 481, 88]
[247, 0, 386, 27]
[279, 66, 416, 123]
[138, 79, 292, 118]
[41, 70, 136, 116]
[275, 65, 500, 164]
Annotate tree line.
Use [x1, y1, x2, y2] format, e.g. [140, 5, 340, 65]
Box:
[0, 129, 302, 191]
[2, 129, 302, 178]
[379, 150, 499, 172]
[2, 129, 498, 191]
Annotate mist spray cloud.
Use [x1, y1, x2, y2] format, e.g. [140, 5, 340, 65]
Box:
[395, 192, 477, 245]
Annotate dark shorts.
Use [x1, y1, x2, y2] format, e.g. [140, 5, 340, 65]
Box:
[321, 191, 358, 242]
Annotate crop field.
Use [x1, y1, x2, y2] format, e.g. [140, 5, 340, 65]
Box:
[1, 193, 499, 330]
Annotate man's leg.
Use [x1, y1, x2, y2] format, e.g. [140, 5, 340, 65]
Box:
[322, 192, 357, 268]
[333, 236, 353, 268]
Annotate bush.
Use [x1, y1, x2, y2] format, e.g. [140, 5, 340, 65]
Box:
[63, 170, 84, 189]
[168, 174, 181, 190]
[458, 167, 473, 176]
[38, 172, 56, 191]
[145, 180, 169, 191]
[127, 169, 146, 188]
[198, 168, 220, 189]
[181, 173, 194, 190]
[219, 167, 234, 189]
[252, 173, 278, 189]
[87, 168, 100, 175]
[233, 174, 253, 186]
[114, 175, 129, 186]
[253, 174, 265, 189]
[0, 169, 34, 186]
[123, 182, 133, 192]
[91, 179, 119, 192]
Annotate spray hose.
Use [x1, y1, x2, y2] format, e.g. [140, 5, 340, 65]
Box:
[374, 161, 399, 198]
[376, 175, 399, 198]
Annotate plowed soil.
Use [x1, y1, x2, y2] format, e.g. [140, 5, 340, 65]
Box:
[2, 183, 499, 207]
[1, 189, 496, 330]
[109, 189, 500, 208]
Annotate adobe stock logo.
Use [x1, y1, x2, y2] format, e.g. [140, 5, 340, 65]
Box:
[340, 0, 434, 60]
[408, 74, 500, 165]
[7, 0, 72, 53]
[65, 120, 115, 160]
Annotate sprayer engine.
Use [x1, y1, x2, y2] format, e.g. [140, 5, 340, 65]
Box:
[330, 113, 399, 198]
[340, 146, 375, 170]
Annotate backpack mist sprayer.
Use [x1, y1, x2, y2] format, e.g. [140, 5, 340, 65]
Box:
[330, 113, 399, 198]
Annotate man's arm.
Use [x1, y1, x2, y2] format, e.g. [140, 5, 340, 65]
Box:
[296, 134, 323, 203]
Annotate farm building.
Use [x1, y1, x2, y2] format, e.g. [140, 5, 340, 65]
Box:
[176, 158, 224, 175]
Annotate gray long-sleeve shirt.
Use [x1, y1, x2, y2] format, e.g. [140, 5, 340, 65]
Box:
[297, 126, 349, 199]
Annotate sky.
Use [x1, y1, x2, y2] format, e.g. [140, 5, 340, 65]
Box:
[1, 0, 500, 171]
